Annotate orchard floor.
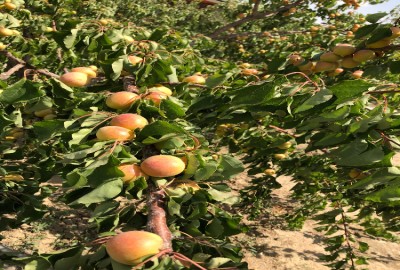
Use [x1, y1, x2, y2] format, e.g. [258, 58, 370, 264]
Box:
[232, 174, 400, 270]
[1, 175, 400, 270]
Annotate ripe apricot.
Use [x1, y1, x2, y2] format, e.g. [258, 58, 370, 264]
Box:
[128, 55, 143, 66]
[4, 2, 17, 10]
[96, 126, 134, 141]
[264, 169, 276, 176]
[182, 75, 206, 84]
[341, 57, 359, 69]
[314, 61, 338, 72]
[353, 50, 375, 62]
[274, 153, 287, 160]
[288, 54, 304, 66]
[106, 91, 139, 110]
[60, 72, 90, 87]
[278, 141, 292, 149]
[140, 155, 185, 177]
[352, 70, 364, 79]
[320, 52, 341, 62]
[147, 85, 172, 96]
[332, 44, 356, 57]
[71, 67, 97, 78]
[390, 26, 400, 39]
[106, 231, 163, 265]
[110, 114, 148, 130]
[0, 27, 15, 37]
[366, 38, 391, 49]
[241, 68, 259, 76]
[144, 91, 167, 105]
[117, 164, 147, 183]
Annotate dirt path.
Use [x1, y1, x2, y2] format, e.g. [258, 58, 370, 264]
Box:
[234, 175, 400, 270]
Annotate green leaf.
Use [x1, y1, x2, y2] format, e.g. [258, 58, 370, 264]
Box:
[0, 79, 44, 104]
[364, 185, 400, 205]
[354, 23, 379, 39]
[366, 28, 392, 44]
[24, 258, 51, 270]
[330, 80, 374, 103]
[71, 179, 123, 206]
[337, 147, 384, 167]
[64, 29, 79, 49]
[348, 167, 400, 190]
[206, 73, 233, 88]
[205, 257, 232, 268]
[137, 121, 186, 141]
[366, 12, 387, 23]
[208, 189, 239, 205]
[231, 81, 275, 107]
[33, 120, 64, 142]
[206, 218, 224, 238]
[194, 161, 218, 181]
[218, 155, 245, 179]
[111, 58, 124, 81]
[358, 241, 369, 253]
[160, 98, 186, 119]
[294, 89, 333, 113]
[69, 128, 93, 146]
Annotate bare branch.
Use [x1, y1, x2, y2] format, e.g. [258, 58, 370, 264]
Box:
[0, 64, 25, 80]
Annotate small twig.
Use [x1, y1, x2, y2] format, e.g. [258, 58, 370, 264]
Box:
[339, 207, 356, 269]
[268, 125, 298, 137]
[285, 71, 320, 91]
[172, 252, 207, 270]
[0, 63, 25, 80]
[131, 248, 173, 270]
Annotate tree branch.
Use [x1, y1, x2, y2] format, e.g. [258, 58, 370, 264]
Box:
[0, 50, 60, 79]
[0, 64, 25, 80]
[251, 0, 262, 14]
[208, 0, 304, 39]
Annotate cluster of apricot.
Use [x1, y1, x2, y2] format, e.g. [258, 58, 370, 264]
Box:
[343, 0, 360, 9]
[60, 66, 98, 87]
[290, 26, 400, 78]
[0, 0, 17, 11]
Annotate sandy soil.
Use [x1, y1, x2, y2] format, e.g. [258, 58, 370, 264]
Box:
[1, 175, 399, 270]
[234, 174, 400, 270]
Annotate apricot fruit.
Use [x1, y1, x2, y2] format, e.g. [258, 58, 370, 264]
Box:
[96, 126, 134, 141]
[128, 55, 143, 66]
[264, 169, 276, 176]
[390, 26, 400, 39]
[109, 113, 148, 131]
[0, 42, 6, 50]
[106, 91, 139, 110]
[314, 61, 338, 72]
[320, 52, 341, 62]
[288, 54, 303, 66]
[60, 72, 90, 87]
[332, 44, 356, 57]
[71, 67, 97, 79]
[143, 91, 167, 105]
[274, 153, 287, 160]
[4, 2, 16, 10]
[43, 114, 57, 120]
[352, 70, 363, 79]
[366, 38, 391, 49]
[353, 50, 375, 62]
[0, 27, 15, 37]
[182, 75, 206, 84]
[117, 164, 147, 183]
[241, 68, 259, 76]
[341, 57, 359, 69]
[140, 155, 185, 177]
[106, 231, 163, 265]
[278, 141, 292, 150]
[147, 85, 172, 96]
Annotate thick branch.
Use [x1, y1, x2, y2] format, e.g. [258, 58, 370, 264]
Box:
[214, 30, 305, 40]
[208, 0, 304, 39]
[146, 185, 172, 250]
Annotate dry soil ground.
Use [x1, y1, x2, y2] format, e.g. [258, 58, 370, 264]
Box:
[1, 174, 400, 270]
